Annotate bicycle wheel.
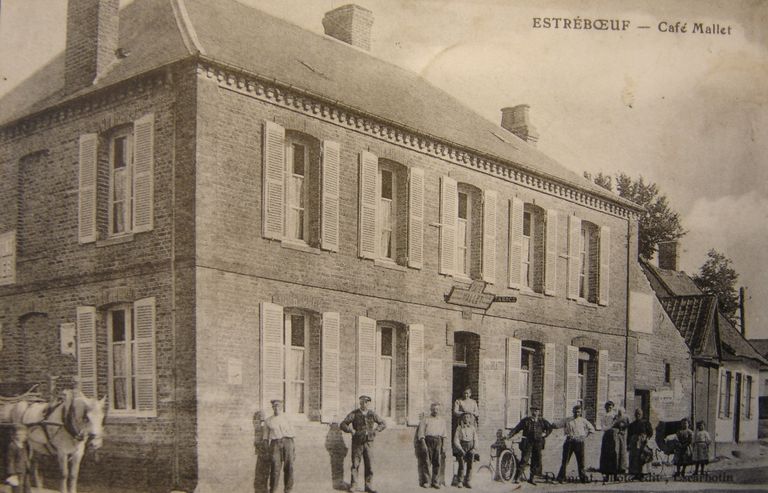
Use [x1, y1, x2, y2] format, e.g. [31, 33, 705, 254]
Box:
[497, 450, 517, 482]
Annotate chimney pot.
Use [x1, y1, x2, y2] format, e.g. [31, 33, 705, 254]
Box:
[65, 0, 119, 94]
[322, 4, 374, 51]
[657, 241, 679, 271]
[501, 105, 539, 145]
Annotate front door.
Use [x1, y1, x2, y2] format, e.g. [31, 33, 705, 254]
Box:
[734, 373, 742, 442]
[452, 331, 480, 432]
[634, 389, 650, 421]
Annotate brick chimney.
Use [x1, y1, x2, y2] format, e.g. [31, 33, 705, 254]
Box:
[657, 241, 679, 271]
[65, 0, 119, 93]
[501, 105, 539, 145]
[322, 4, 374, 51]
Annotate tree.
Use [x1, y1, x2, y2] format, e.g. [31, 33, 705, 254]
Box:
[585, 171, 686, 260]
[693, 249, 740, 324]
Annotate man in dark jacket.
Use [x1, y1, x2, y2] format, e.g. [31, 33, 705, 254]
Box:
[6, 424, 32, 493]
[340, 395, 387, 493]
[508, 406, 552, 484]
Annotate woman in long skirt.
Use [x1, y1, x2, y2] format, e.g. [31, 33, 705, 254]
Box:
[599, 401, 621, 480]
[627, 409, 654, 480]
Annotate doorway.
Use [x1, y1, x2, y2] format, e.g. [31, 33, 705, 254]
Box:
[634, 389, 650, 421]
[452, 331, 480, 431]
[734, 373, 742, 442]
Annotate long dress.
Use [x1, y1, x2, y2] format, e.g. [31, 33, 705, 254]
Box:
[627, 419, 654, 476]
[691, 430, 711, 464]
[674, 429, 693, 465]
[599, 413, 628, 475]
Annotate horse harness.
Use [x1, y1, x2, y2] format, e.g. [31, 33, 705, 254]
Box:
[22, 400, 88, 455]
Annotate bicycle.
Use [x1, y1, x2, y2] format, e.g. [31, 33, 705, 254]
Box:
[478, 429, 524, 483]
[649, 445, 674, 478]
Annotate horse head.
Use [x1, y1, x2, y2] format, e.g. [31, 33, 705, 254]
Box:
[71, 394, 106, 450]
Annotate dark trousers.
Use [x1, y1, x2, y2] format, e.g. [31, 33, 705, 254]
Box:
[557, 438, 586, 481]
[351, 439, 374, 488]
[456, 440, 474, 484]
[11, 472, 32, 493]
[419, 436, 444, 486]
[269, 438, 295, 493]
[521, 439, 544, 477]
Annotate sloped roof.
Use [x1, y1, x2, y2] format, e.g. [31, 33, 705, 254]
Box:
[0, 0, 640, 211]
[641, 261, 702, 296]
[717, 315, 768, 365]
[748, 339, 768, 359]
[659, 295, 720, 360]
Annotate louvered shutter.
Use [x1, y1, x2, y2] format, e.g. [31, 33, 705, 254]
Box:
[408, 167, 425, 269]
[357, 316, 377, 404]
[597, 349, 608, 418]
[358, 151, 378, 259]
[134, 297, 157, 414]
[567, 215, 582, 300]
[508, 197, 524, 288]
[565, 345, 579, 415]
[505, 337, 522, 428]
[76, 306, 97, 398]
[545, 209, 558, 296]
[439, 176, 457, 275]
[321, 312, 340, 423]
[407, 324, 425, 425]
[543, 342, 556, 420]
[78, 134, 98, 243]
[132, 114, 155, 233]
[262, 121, 285, 240]
[321, 141, 341, 251]
[260, 302, 284, 411]
[598, 226, 610, 306]
[482, 190, 497, 284]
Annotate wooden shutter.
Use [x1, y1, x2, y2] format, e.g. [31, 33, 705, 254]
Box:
[356, 316, 377, 403]
[407, 167, 425, 269]
[321, 312, 340, 423]
[543, 342, 556, 420]
[134, 297, 157, 414]
[544, 209, 558, 296]
[482, 190, 497, 284]
[260, 302, 284, 411]
[321, 140, 341, 251]
[505, 337, 522, 428]
[407, 324, 425, 425]
[567, 215, 582, 300]
[262, 121, 285, 240]
[76, 306, 97, 398]
[358, 151, 378, 259]
[565, 345, 579, 415]
[78, 134, 98, 243]
[0, 231, 16, 286]
[508, 197, 524, 288]
[438, 176, 457, 275]
[598, 226, 610, 305]
[132, 114, 155, 233]
[597, 349, 608, 417]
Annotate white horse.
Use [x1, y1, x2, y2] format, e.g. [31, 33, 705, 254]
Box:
[9, 391, 106, 493]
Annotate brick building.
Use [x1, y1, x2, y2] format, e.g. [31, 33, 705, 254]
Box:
[0, 0, 678, 491]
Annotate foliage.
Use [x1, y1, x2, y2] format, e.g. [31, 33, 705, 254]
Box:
[693, 249, 740, 324]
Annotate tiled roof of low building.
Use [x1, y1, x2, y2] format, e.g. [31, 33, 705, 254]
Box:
[659, 295, 720, 360]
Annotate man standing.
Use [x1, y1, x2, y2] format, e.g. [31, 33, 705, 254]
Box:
[417, 402, 449, 489]
[264, 400, 295, 493]
[508, 406, 552, 484]
[555, 405, 595, 483]
[453, 388, 479, 427]
[341, 395, 387, 493]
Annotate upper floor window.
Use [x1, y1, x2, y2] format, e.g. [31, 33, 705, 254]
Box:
[285, 141, 310, 242]
[509, 200, 555, 294]
[110, 131, 133, 236]
[457, 191, 471, 276]
[567, 216, 608, 305]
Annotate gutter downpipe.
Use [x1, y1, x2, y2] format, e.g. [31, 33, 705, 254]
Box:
[624, 218, 631, 410]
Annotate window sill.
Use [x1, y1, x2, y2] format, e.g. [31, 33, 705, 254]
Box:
[97, 233, 135, 247]
[452, 274, 474, 285]
[575, 298, 599, 309]
[518, 288, 545, 299]
[373, 259, 407, 271]
[106, 412, 157, 423]
[280, 240, 321, 255]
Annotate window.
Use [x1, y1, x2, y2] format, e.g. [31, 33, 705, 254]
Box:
[509, 201, 552, 293]
[574, 348, 598, 422]
[720, 370, 733, 418]
[284, 313, 308, 415]
[567, 217, 609, 304]
[285, 142, 308, 242]
[0, 231, 15, 286]
[439, 179, 490, 280]
[745, 375, 752, 419]
[457, 191, 470, 275]
[520, 346, 533, 418]
[109, 131, 133, 235]
[453, 340, 468, 365]
[577, 357, 586, 409]
[579, 222, 599, 302]
[376, 163, 405, 262]
[522, 211, 532, 288]
[376, 325, 395, 418]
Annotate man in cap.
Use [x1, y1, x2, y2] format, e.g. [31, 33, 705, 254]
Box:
[508, 406, 552, 484]
[555, 405, 595, 483]
[264, 399, 296, 493]
[341, 395, 387, 493]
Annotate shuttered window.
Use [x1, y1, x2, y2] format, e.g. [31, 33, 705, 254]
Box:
[407, 168, 425, 269]
[77, 306, 97, 398]
[78, 134, 98, 243]
[482, 190, 497, 284]
[407, 324, 424, 425]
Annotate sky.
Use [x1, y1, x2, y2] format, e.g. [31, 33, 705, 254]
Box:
[1, 0, 767, 338]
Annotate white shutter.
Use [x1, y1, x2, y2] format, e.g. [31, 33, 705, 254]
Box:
[76, 306, 97, 398]
[0, 231, 16, 286]
[543, 342, 556, 420]
[508, 197, 524, 288]
[358, 151, 378, 259]
[439, 176, 457, 275]
[407, 167, 425, 269]
[321, 141, 341, 251]
[597, 349, 608, 417]
[357, 316, 377, 403]
[545, 209, 558, 296]
[321, 312, 341, 423]
[598, 226, 610, 306]
[407, 324, 425, 425]
[262, 121, 285, 240]
[78, 134, 98, 243]
[567, 215, 582, 300]
[134, 297, 157, 414]
[505, 337, 522, 428]
[565, 345, 579, 415]
[260, 302, 284, 411]
[482, 190, 497, 284]
[132, 114, 155, 233]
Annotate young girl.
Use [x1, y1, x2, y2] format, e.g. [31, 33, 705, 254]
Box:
[673, 418, 693, 477]
[5, 424, 32, 493]
[692, 421, 712, 475]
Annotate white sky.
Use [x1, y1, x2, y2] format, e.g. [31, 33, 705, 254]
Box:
[1, 0, 767, 338]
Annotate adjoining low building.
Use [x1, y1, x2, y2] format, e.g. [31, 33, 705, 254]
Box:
[746, 339, 768, 437]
